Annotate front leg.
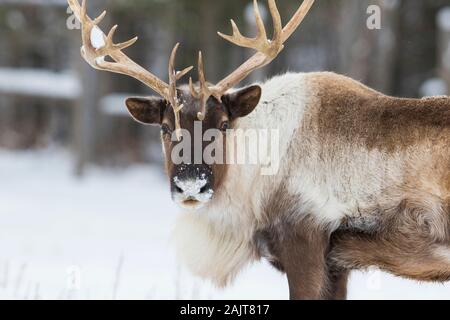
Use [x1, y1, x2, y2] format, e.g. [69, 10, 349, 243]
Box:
[323, 267, 350, 300]
[276, 222, 331, 300]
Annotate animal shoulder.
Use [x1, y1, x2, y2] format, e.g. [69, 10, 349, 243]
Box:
[302, 72, 450, 152]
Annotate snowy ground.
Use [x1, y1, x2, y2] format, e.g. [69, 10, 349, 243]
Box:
[1, 149, 450, 300]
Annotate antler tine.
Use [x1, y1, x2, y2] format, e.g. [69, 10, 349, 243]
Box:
[190, 52, 223, 121]
[254, 0, 268, 41]
[281, 0, 315, 42]
[176, 67, 193, 81]
[168, 44, 182, 140]
[170, 45, 193, 83]
[198, 51, 207, 89]
[168, 43, 193, 141]
[268, 0, 283, 52]
[92, 10, 106, 25]
[189, 77, 200, 99]
[95, 24, 138, 56]
[196, 51, 208, 120]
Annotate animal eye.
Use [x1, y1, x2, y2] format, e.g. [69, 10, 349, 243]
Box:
[161, 124, 172, 136]
[219, 121, 230, 132]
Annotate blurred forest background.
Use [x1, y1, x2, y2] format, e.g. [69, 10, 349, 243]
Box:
[0, 0, 450, 175]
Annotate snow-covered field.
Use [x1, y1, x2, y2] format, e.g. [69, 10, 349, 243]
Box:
[1, 148, 450, 300]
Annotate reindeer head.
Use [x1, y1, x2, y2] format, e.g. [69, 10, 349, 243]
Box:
[68, 0, 314, 210]
[125, 84, 262, 209]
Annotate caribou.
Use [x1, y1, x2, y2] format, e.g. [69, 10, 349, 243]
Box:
[68, 0, 450, 299]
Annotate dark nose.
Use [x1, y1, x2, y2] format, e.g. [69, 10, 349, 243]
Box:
[172, 164, 213, 196]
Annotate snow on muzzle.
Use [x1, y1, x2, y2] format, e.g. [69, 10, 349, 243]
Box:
[170, 164, 214, 209]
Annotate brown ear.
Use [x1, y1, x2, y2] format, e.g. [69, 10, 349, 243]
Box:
[223, 85, 262, 119]
[125, 97, 166, 125]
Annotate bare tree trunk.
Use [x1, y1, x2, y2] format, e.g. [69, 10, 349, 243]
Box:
[72, 0, 102, 176]
[73, 56, 99, 176]
[370, 0, 401, 94]
[437, 7, 450, 93]
[199, 0, 220, 82]
[336, 0, 400, 94]
[336, 0, 369, 79]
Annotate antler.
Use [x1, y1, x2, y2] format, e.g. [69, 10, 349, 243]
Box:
[169, 44, 193, 139]
[192, 0, 315, 120]
[189, 52, 221, 120]
[219, 0, 283, 60]
[68, 0, 192, 140]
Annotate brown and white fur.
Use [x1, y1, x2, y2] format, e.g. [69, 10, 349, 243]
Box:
[127, 71, 450, 299]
